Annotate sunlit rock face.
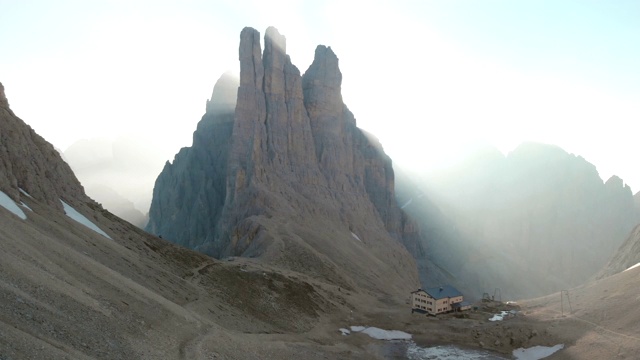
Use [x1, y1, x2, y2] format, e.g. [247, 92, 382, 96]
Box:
[0, 82, 89, 210]
[146, 27, 420, 299]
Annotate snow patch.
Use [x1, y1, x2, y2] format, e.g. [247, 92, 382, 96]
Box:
[61, 200, 112, 239]
[19, 188, 32, 198]
[513, 344, 564, 360]
[624, 262, 640, 272]
[20, 202, 32, 212]
[349, 326, 411, 340]
[351, 232, 362, 242]
[400, 198, 413, 209]
[339, 328, 350, 336]
[489, 311, 509, 321]
[407, 342, 503, 359]
[0, 191, 27, 220]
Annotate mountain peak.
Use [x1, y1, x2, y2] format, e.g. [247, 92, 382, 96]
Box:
[306, 45, 342, 90]
[147, 27, 421, 299]
[206, 71, 238, 114]
[239, 27, 264, 89]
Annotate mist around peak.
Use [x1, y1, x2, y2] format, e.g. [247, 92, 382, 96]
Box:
[396, 141, 638, 300]
[63, 135, 168, 214]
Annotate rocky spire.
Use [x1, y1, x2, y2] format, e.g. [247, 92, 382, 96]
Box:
[302, 45, 359, 192]
[226, 27, 267, 192]
[303, 46, 343, 118]
[206, 71, 238, 114]
[147, 27, 421, 299]
[227, 26, 322, 198]
[263, 26, 287, 96]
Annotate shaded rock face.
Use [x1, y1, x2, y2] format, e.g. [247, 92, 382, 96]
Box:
[0, 82, 89, 209]
[148, 73, 237, 249]
[147, 27, 420, 298]
[398, 143, 638, 299]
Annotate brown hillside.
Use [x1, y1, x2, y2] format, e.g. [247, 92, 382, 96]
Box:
[0, 78, 413, 359]
[519, 266, 640, 359]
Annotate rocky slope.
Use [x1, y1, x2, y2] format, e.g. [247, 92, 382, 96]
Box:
[599, 224, 640, 277]
[521, 263, 640, 359]
[602, 190, 640, 276]
[398, 143, 637, 300]
[0, 81, 411, 359]
[147, 27, 420, 300]
[0, 82, 89, 210]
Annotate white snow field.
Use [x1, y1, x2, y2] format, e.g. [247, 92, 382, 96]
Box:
[513, 344, 564, 359]
[349, 326, 412, 340]
[401, 198, 413, 209]
[407, 342, 506, 360]
[624, 262, 640, 272]
[0, 191, 27, 220]
[489, 311, 510, 321]
[20, 202, 32, 211]
[19, 188, 32, 198]
[61, 200, 112, 239]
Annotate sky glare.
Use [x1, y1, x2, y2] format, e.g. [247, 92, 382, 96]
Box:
[2, 0, 639, 205]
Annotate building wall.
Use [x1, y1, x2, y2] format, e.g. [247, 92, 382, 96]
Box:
[412, 291, 429, 312]
[434, 298, 450, 314]
[411, 291, 439, 314]
[412, 290, 466, 315]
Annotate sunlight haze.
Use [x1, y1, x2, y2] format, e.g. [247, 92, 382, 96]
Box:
[2, 0, 639, 211]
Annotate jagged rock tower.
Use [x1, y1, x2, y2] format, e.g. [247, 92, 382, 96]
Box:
[147, 27, 421, 298]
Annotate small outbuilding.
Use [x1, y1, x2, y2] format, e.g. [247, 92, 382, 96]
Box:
[411, 285, 468, 315]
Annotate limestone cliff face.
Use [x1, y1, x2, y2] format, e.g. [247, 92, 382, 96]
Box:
[147, 72, 237, 249]
[0, 82, 89, 209]
[147, 27, 420, 298]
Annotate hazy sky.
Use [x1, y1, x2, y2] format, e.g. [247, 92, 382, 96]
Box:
[2, 0, 640, 201]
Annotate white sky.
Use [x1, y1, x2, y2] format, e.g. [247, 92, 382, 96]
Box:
[2, 0, 640, 201]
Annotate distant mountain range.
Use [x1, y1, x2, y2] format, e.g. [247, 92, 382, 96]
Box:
[397, 143, 638, 299]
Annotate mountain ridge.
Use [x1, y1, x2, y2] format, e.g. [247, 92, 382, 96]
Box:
[147, 26, 421, 299]
[0, 82, 90, 211]
[397, 142, 638, 299]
